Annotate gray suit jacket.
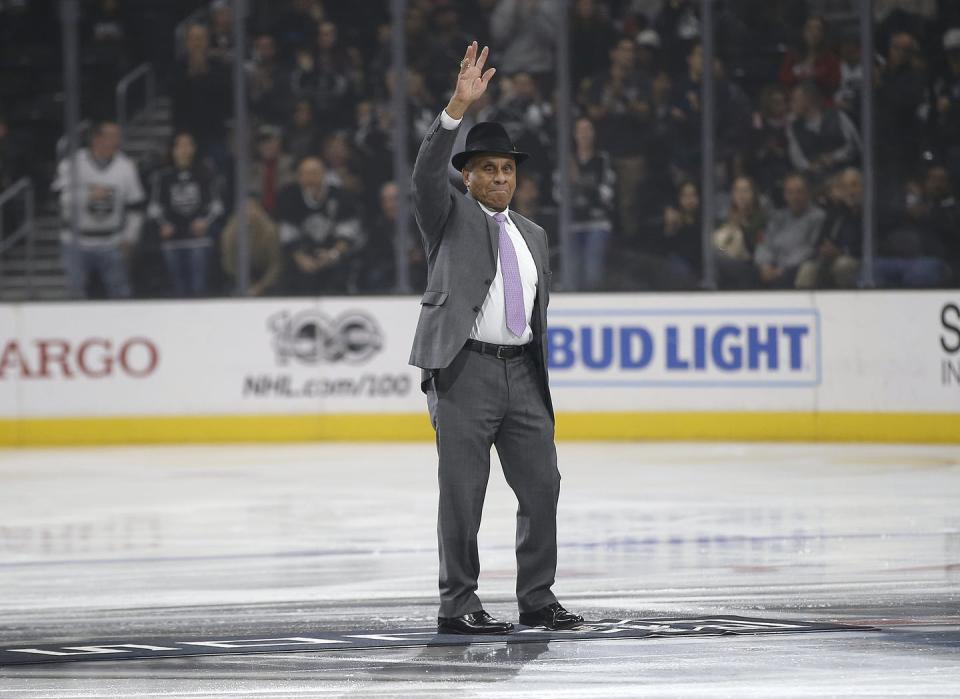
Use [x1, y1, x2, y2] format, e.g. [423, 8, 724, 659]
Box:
[408, 114, 554, 421]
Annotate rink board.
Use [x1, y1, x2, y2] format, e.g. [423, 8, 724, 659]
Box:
[0, 616, 877, 666]
[0, 291, 958, 444]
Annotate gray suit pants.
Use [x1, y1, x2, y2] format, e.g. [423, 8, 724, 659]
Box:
[426, 345, 561, 618]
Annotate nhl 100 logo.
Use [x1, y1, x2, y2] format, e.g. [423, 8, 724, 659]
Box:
[268, 309, 383, 365]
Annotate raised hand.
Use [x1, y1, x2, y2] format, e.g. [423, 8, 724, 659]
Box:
[446, 41, 496, 119]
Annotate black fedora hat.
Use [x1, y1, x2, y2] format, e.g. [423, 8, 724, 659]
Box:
[451, 121, 529, 171]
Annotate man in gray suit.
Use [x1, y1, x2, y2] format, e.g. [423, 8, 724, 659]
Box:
[409, 41, 582, 635]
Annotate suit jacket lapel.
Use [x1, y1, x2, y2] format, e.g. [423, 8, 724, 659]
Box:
[466, 192, 500, 269]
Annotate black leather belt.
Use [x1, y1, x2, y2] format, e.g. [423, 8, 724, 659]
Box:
[464, 338, 531, 359]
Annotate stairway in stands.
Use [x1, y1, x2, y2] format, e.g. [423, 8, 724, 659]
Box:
[0, 96, 172, 302]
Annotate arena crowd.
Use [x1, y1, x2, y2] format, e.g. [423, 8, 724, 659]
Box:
[2, 0, 959, 298]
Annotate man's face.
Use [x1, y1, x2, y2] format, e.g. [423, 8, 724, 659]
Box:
[93, 124, 121, 158]
[318, 22, 337, 51]
[172, 134, 196, 167]
[679, 183, 699, 213]
[574, 118, 594, 149]
[293, 101, 312, 126]
[784, 177, 810, 213]
[803, 17, 825, 49]
[889, 33, 915, 67]
[298, 158, 326, 191]
[511, 72, 537, 100]
[611, 39, 635, 71]
[254, 35, 275, 62]
[463, 154, 517, 212]
[790, 86, 810, 116]
[257, 135, 281, 160]
[380, 182, 398, 219]
[840, 168, 863, 207]
[186, 25, 208, 55]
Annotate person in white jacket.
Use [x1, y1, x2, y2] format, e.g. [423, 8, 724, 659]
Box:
[53, 121, 145, 299]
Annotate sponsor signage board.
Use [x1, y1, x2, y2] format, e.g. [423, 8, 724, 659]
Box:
[0, 292, 957, 419]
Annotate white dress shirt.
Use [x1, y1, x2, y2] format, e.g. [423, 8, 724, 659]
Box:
[440, 110, 538, 345]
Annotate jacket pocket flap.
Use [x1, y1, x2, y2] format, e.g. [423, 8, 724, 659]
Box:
[420, 290, 449, 306]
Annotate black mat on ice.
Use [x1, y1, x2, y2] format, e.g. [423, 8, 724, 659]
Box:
[0, 615, 878, 666]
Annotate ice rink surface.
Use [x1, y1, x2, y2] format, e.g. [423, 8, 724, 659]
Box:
[0, 441, 958, 697]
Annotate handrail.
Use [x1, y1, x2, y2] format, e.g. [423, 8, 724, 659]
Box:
[56, 118, 90, 161]
[0, 177, 37, 299]
[116, 62, 156, 137]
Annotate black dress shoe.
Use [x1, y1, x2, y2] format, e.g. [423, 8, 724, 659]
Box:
[437, 610, 514, 635]
[519, 602, 584, 630]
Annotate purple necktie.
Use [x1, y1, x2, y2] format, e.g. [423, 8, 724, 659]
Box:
[494, 212, 526, 337]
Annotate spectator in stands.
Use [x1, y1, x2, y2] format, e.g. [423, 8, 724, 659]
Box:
[357, 180, 424, 293]
[754, 173, 824, 289]
[380, 68, 437, 153]
[713, 175, 767, 289]
[513, 174, 558, 261]
[270, 0, 322, 65]
[148, 132, 224, 297]
[875, 31, 927, 192]
[749, 84, 792, 203]
[642, 69, 683, 211]
[650, 179, 702, 289]
[670, 43, 752, 177]
[489, 71, 554, 183]
[778, 15, 841, 100]
[875, 0, 940, 57]
[291, 20, 362, 133]
[207, 0, 235, 65]
[490, 0, 562, 87]
[248, 32, 291, 126]
[221, 193, 282, 297]
[559, 117, 616, 291]
[877, 164, 955, 287]
[53, 121, 144, 299]
[171, 23, 231, 161]
[634, 29, 662, 81]
[932, 29, 960, 187]
[653, 0, 700, 74]
[422, 2, 471, 102]
[833, 35, 863, 117]
[249, 125, 295, 217]
[786, 81, 861, 184]
[353, 99, 395, 204]
[570, 0, 618, 88]
[581, 36, 649, 242]
[285, 98, 322, 163]
[276, 156, 361, 295]
[320, 131, 363, 196]
[795, 167, 862, 289]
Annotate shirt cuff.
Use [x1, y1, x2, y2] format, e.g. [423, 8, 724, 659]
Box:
[439, 110, 463, 130]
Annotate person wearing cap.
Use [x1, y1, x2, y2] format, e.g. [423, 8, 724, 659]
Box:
[409, 42, 582, 636]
